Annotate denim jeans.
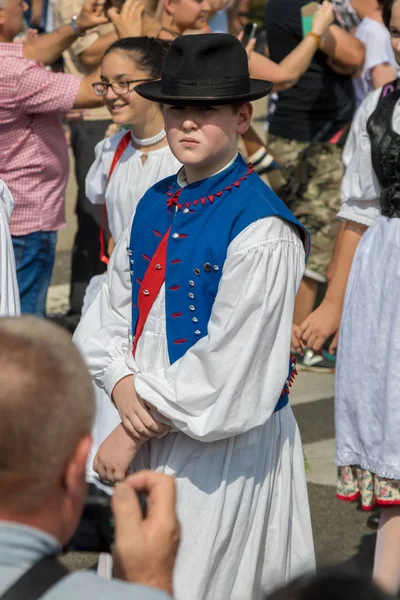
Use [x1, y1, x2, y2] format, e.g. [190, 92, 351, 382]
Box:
[12, 231, 57, 316]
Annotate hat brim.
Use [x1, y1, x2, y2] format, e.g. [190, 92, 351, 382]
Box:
[134, 78, 273, 105]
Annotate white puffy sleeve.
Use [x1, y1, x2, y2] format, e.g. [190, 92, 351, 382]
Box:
[85, 133, 124, 206]
[133, 217, 305, 443]
[338, 88, 382, 227]
[73, 226, 133, 390]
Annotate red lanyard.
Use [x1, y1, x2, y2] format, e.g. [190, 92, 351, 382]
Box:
[99, 131, 132, 265]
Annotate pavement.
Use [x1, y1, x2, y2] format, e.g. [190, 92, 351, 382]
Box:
[48, 100, 377, 573]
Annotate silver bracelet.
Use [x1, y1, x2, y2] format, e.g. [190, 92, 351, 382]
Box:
[69, 15, 84, 37]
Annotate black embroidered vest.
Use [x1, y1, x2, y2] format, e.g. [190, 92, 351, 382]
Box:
[367, 79, 400, 218]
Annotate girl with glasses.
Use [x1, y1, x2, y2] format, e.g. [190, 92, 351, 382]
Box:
[81, 36, 181, 484]
[86, 36, 181, 247]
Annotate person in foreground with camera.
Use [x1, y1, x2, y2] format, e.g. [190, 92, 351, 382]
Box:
[0, 316, 179, 600]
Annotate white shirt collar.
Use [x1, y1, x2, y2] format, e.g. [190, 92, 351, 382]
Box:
[177, 152, 239, 188]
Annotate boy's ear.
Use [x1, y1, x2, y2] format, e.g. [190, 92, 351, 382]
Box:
[236, 102, 253, 136]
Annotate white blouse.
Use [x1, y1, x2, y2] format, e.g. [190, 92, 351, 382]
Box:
[338, 87, 400, 227]
[86, 131, 181, 241]
[0, 179, 20, 316]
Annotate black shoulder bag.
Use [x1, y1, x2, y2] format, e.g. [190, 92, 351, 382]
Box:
[0, 557, 69, 600]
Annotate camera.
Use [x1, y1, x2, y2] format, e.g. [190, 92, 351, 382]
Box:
[66, 483, 147, 554]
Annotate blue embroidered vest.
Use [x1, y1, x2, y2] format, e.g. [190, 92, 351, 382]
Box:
[128, 154, 309, 411]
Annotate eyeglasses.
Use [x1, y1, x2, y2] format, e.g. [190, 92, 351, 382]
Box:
[92, 79, 153, 97]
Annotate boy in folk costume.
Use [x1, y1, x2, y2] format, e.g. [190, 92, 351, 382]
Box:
[75, 34, 315, 600]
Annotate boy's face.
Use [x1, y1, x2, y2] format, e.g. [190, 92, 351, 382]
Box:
[164, 103, 252, 182]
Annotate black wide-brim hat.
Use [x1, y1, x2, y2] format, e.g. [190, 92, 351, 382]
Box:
[135, 33, 273, 105]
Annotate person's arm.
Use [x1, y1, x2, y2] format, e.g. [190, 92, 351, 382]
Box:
[294, 91, 382, 355]
[249, 1, 334, 90]
[320, 24, 365, 73]
[295, 220, 366, 353]
[325, 220, 345, 283]
[73, 68, 104, 108]
[371, 63, 398, 89]
[22, 0, 109, 66]
[30, 0, 43, 28]
[79, 30, 118, 69]
[73, 226, 134, 381]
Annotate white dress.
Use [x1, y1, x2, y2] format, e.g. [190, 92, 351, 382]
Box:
[74, 198, 315, 598]
[0, 179, 20, 316]
[335, 88, 400, 479]
[81, 132, 181, 478]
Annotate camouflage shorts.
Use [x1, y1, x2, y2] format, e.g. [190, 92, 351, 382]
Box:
[268, 134, 343, 280]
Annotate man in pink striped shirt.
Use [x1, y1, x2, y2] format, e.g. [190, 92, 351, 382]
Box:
[0, 0, 115, 315]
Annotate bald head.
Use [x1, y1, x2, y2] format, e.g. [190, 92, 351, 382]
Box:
[0, 317, 95, 511]
[0, 0, 27, 43]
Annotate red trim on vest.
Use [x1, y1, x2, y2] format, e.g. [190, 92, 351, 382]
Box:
[132, 227, 171, 355]
[100, 131, 132, 265]
[165, 164, 255, 213]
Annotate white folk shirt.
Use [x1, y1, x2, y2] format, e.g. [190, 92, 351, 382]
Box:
[75, 192, 315, 598]
[86, 131, 181, 242]
[0, 179, 20, 316]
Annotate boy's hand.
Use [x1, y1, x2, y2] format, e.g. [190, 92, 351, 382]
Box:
[93, 422, 140, 482]
[297, 298, 341, 352]
[112, 471, 180, 594]
[112, 376, 171, 441]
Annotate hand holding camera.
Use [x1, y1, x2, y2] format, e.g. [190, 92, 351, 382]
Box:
[112, 471, 180, 595]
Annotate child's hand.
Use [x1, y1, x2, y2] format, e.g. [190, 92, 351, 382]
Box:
[113, 376, 172, 442]
[291, 324, 304, 355]
[93, 423, 140, 482]
[297, 298, 341, 352]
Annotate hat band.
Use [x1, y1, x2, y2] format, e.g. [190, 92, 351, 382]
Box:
[161, 75, 250, 98]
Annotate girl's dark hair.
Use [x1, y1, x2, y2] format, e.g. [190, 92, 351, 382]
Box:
[382, 0, 397, 30]
[104, 37, 171, 79]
